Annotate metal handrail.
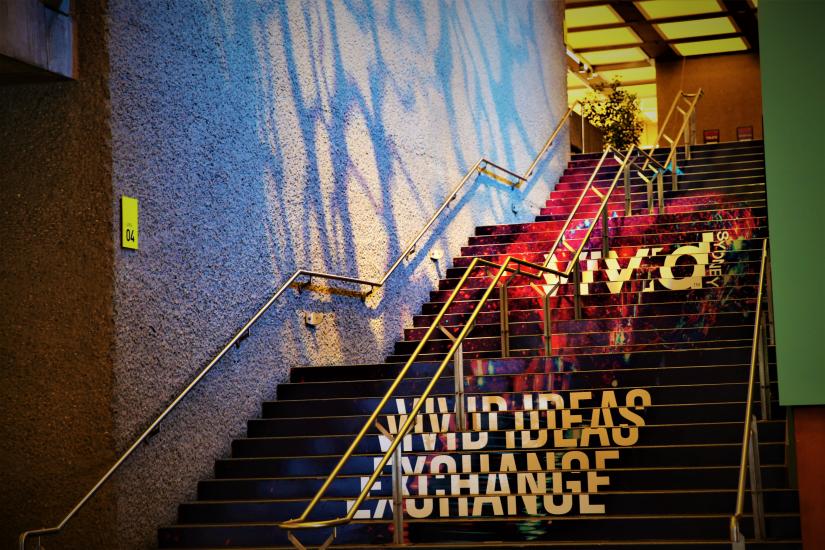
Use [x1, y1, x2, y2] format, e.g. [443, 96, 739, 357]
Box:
[279, 145, 640, 540]
[543, 145, 638, 274]
[279, 255, 562, 536]
[730, 239, 770, 547]
[19, 103, 579, 549]
[641, 89, 704, 179]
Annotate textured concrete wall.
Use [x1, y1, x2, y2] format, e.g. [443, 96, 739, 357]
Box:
[106, 0, 566, 547]
[0, 1, 116, 548]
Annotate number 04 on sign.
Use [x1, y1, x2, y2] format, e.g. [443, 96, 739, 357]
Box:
[121, 196, 139, 250]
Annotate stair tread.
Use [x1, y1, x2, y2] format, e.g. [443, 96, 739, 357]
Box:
[160, 141, 798, 548]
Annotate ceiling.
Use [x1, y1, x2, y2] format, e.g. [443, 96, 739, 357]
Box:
[565, 0, 759, 127]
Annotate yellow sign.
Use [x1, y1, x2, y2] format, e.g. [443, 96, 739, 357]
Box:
[121, 196, 139, 250]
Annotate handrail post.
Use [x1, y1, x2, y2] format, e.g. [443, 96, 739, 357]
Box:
[765, 254, 775, 345]
[391, 445, 404, 545]
[623, 160, 631, 216]
[688, 108, 696, 160]
[542, 292, 552, 356]
[601, 205, 609, 258]
[438, 325, 467, 433]
[758, 311, 771, 420]
[573, 260, 582, 320]
[748, 419, 766, 540]
[645, 171, 653, 214]
[500, 278, 511, 358]
[657, 169, 664, 213]
[454, 342, 466, 432]
[684, 108, 692, 161]
[731, 240, 769, 550]
[671, 151, 679, 191]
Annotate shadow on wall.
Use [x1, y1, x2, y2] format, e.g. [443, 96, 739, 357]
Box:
[109, 0, 563, 548]
[209, 0, 557, 337]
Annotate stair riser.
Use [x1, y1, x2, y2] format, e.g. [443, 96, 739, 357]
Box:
[413, 300, 762, 326]
[290, 349, 776, 384]
[544, 189, 765, 210]
[536, 202, 764, 222]
[158, 515, 796, 547]
[277, 378, 777, 405]
[429, 275, 763, 303]
[408, 311, 759, 339]
[419, 293, 761, 317]
[404, 321, 756, 342]
[466, 220, 768, 247]
[395, 326, 755, 356]
[234, 421, 786, 458]
[290, 350, 775, 383]
[177, 489, 797, 525]
[460, 233, 765, 258]
[475, 207, 767, 236]
[216, 443, 788, 478]
[549, 179, 765, 198]
[537, 200, 765, 219]
[556, 169, 764, 186]
[252, 405, 774, 436]
[198, 465, 792, 501]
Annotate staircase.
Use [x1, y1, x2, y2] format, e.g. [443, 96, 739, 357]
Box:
[158, 140, 801, 549]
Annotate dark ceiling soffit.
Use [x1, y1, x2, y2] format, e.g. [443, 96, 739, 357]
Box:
[592, 60, 652, 72]
[567, 10, 754, 32]
[574, 32, 745, 54]
[605, 1, 678, 61]
[565, 0, 624, 8]
[721, 0, 759, 52]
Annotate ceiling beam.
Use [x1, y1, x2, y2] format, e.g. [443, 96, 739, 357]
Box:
[721, 0, 759, 52]
[668, 32, 746, 45]
[564, 0, 615, 9]
[574, 32, 744, 53]
[592, 60, 653, 72]
[567, 10, 753, 33]
[604, 0, 678, 61]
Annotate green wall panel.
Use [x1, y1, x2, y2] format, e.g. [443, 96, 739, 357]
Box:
[760, 0, 825, 405]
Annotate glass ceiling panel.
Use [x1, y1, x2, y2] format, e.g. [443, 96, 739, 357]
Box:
[655, 17, 737, 40]
[672, 36, 748, 56]
[566, 5, 623, 28]
[636, 0, 724, 20]
[581, 47, 648, 67]
[568, 27, 642, 49]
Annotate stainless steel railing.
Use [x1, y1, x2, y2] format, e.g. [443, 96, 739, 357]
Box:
[279, 145, 654, 547]
[730, 239, 772, 549]
[642, 89, 704, 191]
[18, 103, 580, 549]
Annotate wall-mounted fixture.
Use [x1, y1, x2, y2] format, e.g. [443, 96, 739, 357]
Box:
[304, 312, 324, 327]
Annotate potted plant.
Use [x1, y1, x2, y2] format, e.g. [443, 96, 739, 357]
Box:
[580, 78, 645, 151]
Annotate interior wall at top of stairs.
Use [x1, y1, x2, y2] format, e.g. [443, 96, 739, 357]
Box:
[107, 1, 568, 547]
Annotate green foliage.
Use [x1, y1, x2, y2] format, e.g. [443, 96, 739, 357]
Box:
[580, 78, 645, 151]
